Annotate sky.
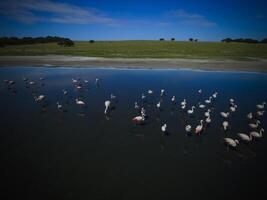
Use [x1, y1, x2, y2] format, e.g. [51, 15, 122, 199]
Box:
[0, 0, 267, 41]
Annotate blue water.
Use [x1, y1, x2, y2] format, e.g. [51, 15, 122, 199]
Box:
[0, 67, 267, 199]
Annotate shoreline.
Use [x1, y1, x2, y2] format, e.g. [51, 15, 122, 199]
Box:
[1, 55, 267, 73]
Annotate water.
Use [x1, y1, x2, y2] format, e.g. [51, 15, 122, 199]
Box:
[0, 67, 267, 199]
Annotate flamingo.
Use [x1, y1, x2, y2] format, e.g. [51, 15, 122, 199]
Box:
[249, 120, 260, 129]
[199, 103, 206, 109]
[72, 79, 78, 83]
[195, 120, 204, 134]
[29, 81, 35, 85]
[256, 102, 266, 109]
[250, 128, 264, 138]
[132, 114, 145, 123]
[212, 92, 218, 98]
[148, 90, 153, 94]
[257, 111, 265, 117]
[141, 107, 146, 116]
[205, 97, 212, 104]
[187, 106, 195, 115]
[57, 101, 62, 109]
[181, 104, 186, 110]
[198, 89, 202, 94]
[110, 94, 116, 99]
[229, 99, 235, 104]
[230, 105, 237, 112]
[35, 95, 45, 102]
[141, 93, 146, 99]
[247, 112, 253, 119]
[204, 109, 211, 117]
[156, 101, 161, 109]
[223, 138, 239, 148]
[160, 89, 165, 97]
[181, 99, 186, 106]
[104, 100, 111, 114]
[161, 124, 167, 133]
[220, 112, 230, 118]
[84, 80, 89, 83]
[134, 102, 139, 109]
[76, 85, 82, 89]
[206, 116, 211, 124]
[222, 121, 229, 131]
[237, 133, 253, 142]
[62, 89, 68, 95]
[95, 78, 99, 85]
[185, 125, 192, 132]
[76, 99, 85, 106]
[171, 96, 176, 103]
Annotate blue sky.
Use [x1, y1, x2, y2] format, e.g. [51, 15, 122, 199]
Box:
[0, 0, 267, 41]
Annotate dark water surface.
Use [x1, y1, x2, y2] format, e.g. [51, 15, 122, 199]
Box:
[0, 67, 267, 199]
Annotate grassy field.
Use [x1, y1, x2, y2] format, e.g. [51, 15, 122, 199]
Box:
[0, 41, 267, 60]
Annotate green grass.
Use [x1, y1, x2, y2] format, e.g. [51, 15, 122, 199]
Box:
[0, 40, 267, 60]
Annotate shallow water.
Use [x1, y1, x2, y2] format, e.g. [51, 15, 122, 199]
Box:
[0, 67, 267, 199]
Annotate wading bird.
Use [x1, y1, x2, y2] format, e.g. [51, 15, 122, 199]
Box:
[237, 133, 253, 142]
[222, 121, 229, 131]
[256, 102, 266, 109]
[223, 138, 239, 148]
[187, 106, 195, 115]
[185, 125, 192, 132]
[250, 128, 264, 138]
[249, 120, 260, 129]
[195, 120, 204, 134]
[104, 100, 111, 114]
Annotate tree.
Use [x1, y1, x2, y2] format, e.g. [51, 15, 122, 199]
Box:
[194, 39, 198, 42]
[221, 38, 233, 43]
[171, 38, 175, 41]
[89, 40, 95, 43]
[189, 38, 193, 42]
[159, 38, 165, 41]
[262, 38, 267, 43]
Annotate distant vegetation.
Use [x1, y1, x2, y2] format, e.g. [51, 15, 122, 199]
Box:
[0, 36, 74, 47]
[221, 37, 267, 43]
[1, 40, 267, 60]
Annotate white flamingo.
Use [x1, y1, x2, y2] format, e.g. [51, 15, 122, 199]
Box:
[206, 116, 211, 124]
[250, 128, 264, 138]
[181, 104, 186, 110]
[141, 93, 146, 99]
[63, 89, 68, 95]
[256, 102, 266, 109]
[160, 89, 165, 97]
[76, 99, 85, 106]
[249, 120, 260, 129]
[257, 111, 265, 117]
[148, 90, 153, 94]
[57, 101, 62, 109]
[104, 100, 111, 114]
[220, 112, 230, 118]
[181, 99, 186, 106]
[156, 101, 161, 109]
[198, 89, 202, 94]
[171, 96, 176, 103]
[72, 79, 78, 83]
[237, 133, 253, 142]
[161, 124, 167, 133]
[205, 97, 212, 104]
[132, 114, 145, 123]
[195, 120, 204, 134]
[230, 105, 237, 112]
[222, 121, 229, 131]
[35, 95, 45, 102]
[95, 78, 99, 85]
[247, 112, 253, 119]
[110, 94, 116, 99]
[199, 103, 206, 109]
[223, 138, 239, 148]
[204, 109, 211, 117]
[141, 107, 146, 116]
[185, 125, 192, 132]
[212, 92, 218, 98]
[134, 102, 139, 109]
[187, 106, 195, 114]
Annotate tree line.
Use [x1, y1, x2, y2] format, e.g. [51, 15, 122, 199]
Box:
[0, 36, 74, 47]
[221, 38, 267, 43]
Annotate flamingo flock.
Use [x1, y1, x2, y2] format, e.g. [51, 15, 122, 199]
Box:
[2, 76, 266, 151]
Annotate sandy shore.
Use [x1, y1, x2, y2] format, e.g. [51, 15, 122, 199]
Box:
[1, 55, 267, 72]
